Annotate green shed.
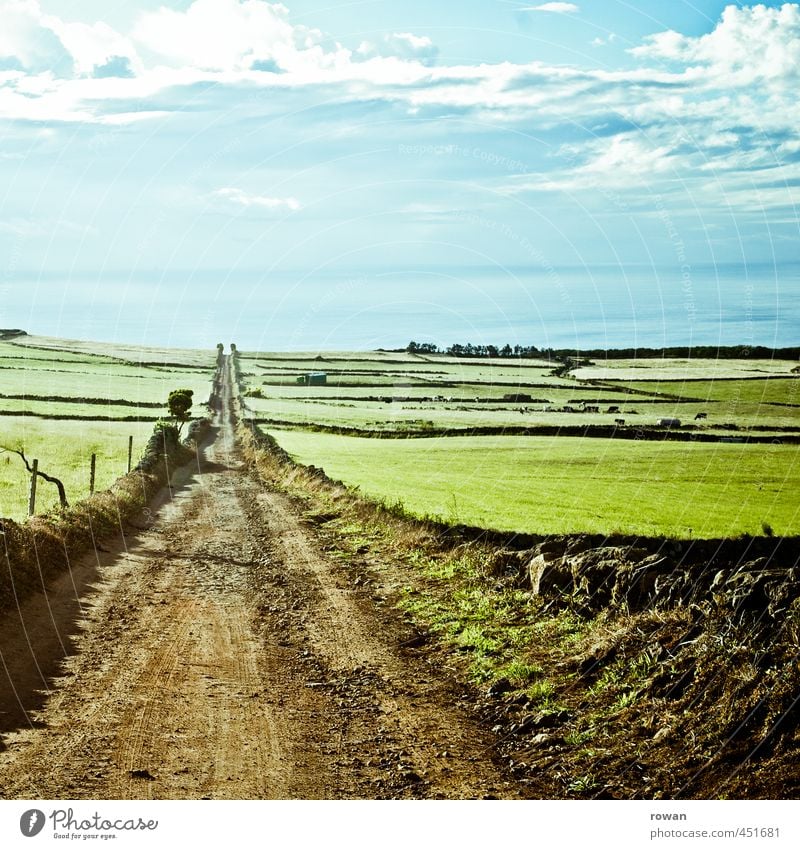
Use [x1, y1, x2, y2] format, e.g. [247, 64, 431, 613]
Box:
[297, 372, 327, 386]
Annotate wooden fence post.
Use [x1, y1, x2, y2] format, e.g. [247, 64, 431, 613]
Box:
[28, 458, 38, 516]
[127, 435, 133, 473]
[90, 453, 96, 495]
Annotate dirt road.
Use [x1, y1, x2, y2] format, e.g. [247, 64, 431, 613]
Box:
[0, 361, 519, 799]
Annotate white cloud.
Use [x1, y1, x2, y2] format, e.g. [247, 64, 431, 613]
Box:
[704, 131, 739, 149]
[521, 135, 680, 195]
[133, 0, 296, 71]
[210, 187, 301, 211]
[522, 3, 580, 13]
[0, 0, 795, 227]
[358, 32, 438, 66]
[44, 17, 141, 77]
[778, 138, 800, 155]
[583, 136, 675, 178]
[591, 33, 617, 46]
[131, 0, 350, 75]
[0, 0, 72, 75]
[631, 3, 800, 85]
[0, 0, 139, 78]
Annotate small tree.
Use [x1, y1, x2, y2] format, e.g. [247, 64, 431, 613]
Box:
[167, 389, 194, 435]
[0, 445, 69, 508]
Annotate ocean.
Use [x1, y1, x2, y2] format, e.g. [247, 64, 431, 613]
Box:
[2, 263, 798, 352]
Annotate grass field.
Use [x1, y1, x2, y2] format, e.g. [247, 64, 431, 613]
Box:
[571, 357, 800, 381]
[235, 349, 800, 536]
[610, 377, 800, 405]
[9, 335, 214, 367]
[243, 352, 575, 387]
[3, 337, 797, 537]
[247, 395, 800, 433]
[0, 337, 214, 412]
[239, 350, 800, 435]
[0, 399, 161, 420]
[0, 417, 157, 517]
[0, 335, 216, 520]
[268, 428, 800, 537]
[0, 359, 212, 406]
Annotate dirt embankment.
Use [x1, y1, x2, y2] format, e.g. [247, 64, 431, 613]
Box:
[0, 357, 523, 799]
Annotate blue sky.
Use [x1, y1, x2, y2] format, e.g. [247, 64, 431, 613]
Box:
[0, 0, 798, 291]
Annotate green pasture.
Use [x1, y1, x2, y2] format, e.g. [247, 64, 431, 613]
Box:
[0, 339, 215, 409]
[238, 350, 416, 362]
[415, 353, 554, 368]
[245, 376, 588, 404]
[0, 368, 211, 407]
[0, 418, 157, 519]
[426, 364, 572, 385]
[11, 336, 215, 368]
[597, 377, 800, 429]
[0, 346, 106, 365]
[244, 384, 639, 401]
[0, 398, 161, 420]
[253, 359, 447, 374]
[245, 352, 572, 387]
[244, 384, 485, 400]
[610, 377, 800, 405]
[244, 391, 800, 433]
[247, 395, 625, 430]
[0, 337, 216, 519]
[254, 372, 412, 387]
[268, 429, 800, 538]
[572, 357, 799, 381]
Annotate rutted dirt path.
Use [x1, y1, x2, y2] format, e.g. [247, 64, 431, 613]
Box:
[0, 359, 520, 799]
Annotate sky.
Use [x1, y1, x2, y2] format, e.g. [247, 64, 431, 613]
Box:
[0, 1, 798, 346]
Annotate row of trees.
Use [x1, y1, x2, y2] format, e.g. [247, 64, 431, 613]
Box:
[407, 341, 556, 359]
[407, 341, 800, 361]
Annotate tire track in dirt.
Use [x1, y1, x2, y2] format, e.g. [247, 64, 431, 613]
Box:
[248, 488, 518, 798]
[113, 593, 201, 797]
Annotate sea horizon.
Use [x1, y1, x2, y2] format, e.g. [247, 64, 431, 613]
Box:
[2, 262, 799, 353]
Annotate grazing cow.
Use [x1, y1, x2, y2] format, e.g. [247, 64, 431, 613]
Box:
[607, 405, 620, 413]
[614, 418, 625, 426]
[694, 412, 707, 420]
